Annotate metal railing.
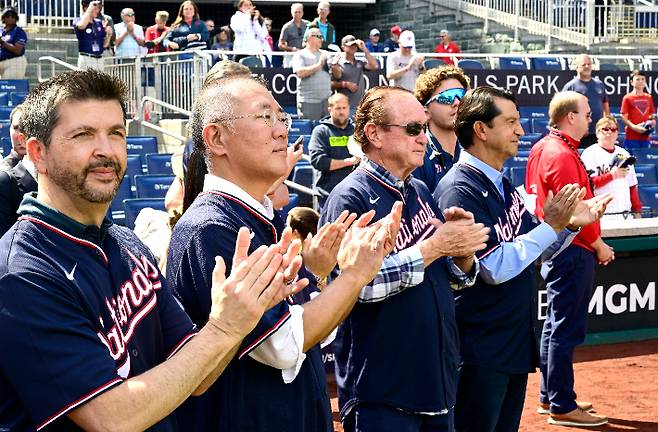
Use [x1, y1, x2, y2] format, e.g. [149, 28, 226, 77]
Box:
[3, 0, 79, 28]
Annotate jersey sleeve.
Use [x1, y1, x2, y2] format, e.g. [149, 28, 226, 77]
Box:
[0, 271, 123, 430]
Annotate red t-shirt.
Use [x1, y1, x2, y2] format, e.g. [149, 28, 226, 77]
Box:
[621, 92, 655, 141]
[433, 41, 460, 65]
[145, 24, 169, 54]
[525, 131, 600, 252]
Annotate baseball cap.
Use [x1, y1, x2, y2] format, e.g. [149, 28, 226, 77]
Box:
[341, 35, 358, 46]
[1, 7, 17, 18]
[369, 28, 380, 37]
[399, 30, 415, 48]
[390, 25, 402, 36]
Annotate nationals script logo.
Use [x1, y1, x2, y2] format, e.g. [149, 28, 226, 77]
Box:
[395, 197, 437, 252]
[494, 190, 527, 242]
[96, 251, 162, 378]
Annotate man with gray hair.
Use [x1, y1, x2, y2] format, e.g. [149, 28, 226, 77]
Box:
[434, 29, 460, 66]
[292, 27, 331, 120]
[307, 1, 335, 49]
[114, 7, 146, 58]
[279, 3, 308, 67]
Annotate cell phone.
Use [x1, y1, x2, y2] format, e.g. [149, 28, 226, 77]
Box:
[293, 135, 304, 152]
[619, 156, 636, 169]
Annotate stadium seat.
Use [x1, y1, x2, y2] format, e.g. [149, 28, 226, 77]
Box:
[146, 153, 174, 175]
[523, 133, 542, 144]
[126, 136, 158, 168]
[290, 119, 313, 135]
[291, 165, 315, 207]
[9, 92, 27, 106]
[457, 59, 485, 70]
[0, 107, 12, 120]
[423, 59, 445, 70]
[530, 57, 564, 70]
[0, 79, 29, 93]
[510, 166, 527, 187]
[239, 55, 263, 69]
[631, 148, 658, 165]
[598, 63, 621, 71]
[531, 118, 550, 135]
[504, 155, 528, 168]
[498, 57, 528, 70]
[519, 106, 548, 119]
[279, 193, 300, 221]
[634, 164, 658, 184]
[110, 178, 133, 224]
[638, 184, 658, 215]
[1, 136, 10, 156]
[125, 154, 143, 183]
[519, 118, 530, 133]
[134, 174, 175, 198]
[0, 121, 9, 139]
[0, 92, 8, 106]
[123, 198, 166, 229]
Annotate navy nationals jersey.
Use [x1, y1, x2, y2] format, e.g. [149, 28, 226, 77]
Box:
[321, 160, 459, 418]
[0, 196, 197, 431]
[436, 162, 540, 373]
[167, 191, 332, 432]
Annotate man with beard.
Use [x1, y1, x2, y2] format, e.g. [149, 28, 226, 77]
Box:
[0, 69, 304, 431]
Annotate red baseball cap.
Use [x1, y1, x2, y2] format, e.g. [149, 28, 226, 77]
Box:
[390, 25, 402, 36]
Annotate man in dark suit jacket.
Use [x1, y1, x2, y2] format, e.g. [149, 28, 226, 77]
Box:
[0, 160, 37, 237]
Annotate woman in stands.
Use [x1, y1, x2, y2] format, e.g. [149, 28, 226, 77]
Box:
[0, 7, 27, 79]
[230, 0, 268, 61]
[165, 0, 209, 51]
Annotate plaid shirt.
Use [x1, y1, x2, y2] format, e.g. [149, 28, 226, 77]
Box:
[358, 159, 478, 303]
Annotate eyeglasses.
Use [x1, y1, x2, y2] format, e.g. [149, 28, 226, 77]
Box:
[380, 121, 428, 136]
[212, 109, 292, 131]
[572, 111, 592, 118]
[425, 87, 466, 106]
[309, 34, 323, 39]
[600, 127, 618, 133]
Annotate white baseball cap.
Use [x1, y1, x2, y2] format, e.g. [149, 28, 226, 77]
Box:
[399, 30, 415, 48]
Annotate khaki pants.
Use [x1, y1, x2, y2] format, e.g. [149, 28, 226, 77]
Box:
[0, 56, 27, 79]
[77, 54, 105, 71]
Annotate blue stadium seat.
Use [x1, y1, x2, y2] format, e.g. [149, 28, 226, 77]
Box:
[125, 154, 143, 183]
[599, 63, 621, 71]
[110, 178, 133, 224]
[1, 136, 10, 156]
[519, 106, 548, 119]
[0, 107, 12, 120]
[0, 79, 29, 93]
[134, 174, 175, 198]
[0, 121, 10, 139]
[279, 193, 300, 220]
[634, 164, 658, 184]
[499, 57, 528, 70]
[146, 153, 174, 175]
[239, 55, 263, 68]
[423, 59, 445, 70]
[290, 119, 313, 135]
[531, 57, 564, 70]
[457, 59, 485, 70]
[519, 118, 530, 133]
[291, 165, 315, 207]
[522, 133, 542, 144]
[631, 148, 658, 165]
[126, 136, 158, 169]
[123, 198, 166, 229]
[0, 92, 8, 106]
[505, 155, 528, 168]
[510, 166, 527, 187]
[532, 118, 550, 134]
[9, 92, 27, 106]
[638, 184, 658, 215]
[283, 105, 297, 117]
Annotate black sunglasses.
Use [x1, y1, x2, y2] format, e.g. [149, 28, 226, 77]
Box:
[380, 121, 428, 136]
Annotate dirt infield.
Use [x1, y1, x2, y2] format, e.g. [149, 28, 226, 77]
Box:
[330, 339, 658, 432]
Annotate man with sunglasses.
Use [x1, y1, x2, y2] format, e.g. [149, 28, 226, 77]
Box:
[292, 28, 331, 120]
[435, 87, 611, 432]
[114, 8, 146, 59]
[330, 35, 379, 115]
[279, 3, 308, 68]
[526, 90, 613, 427]
[74, 0, 113, 70]
[413, 66, 469, 193]
[321, 86, 491, 432]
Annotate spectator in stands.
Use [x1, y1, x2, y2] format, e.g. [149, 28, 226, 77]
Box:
[286, 206, 320, 242]
[145, 11, 169, 54]
[204, 19, 220, 50]
[0, 105, 25, 171]
[330, 35, 378, 115]
[434, 29, 460, 66]
[73, 0, 113, 71]
[292, 28, 331, 120]
[526, 90, 613, 428]
[0, 7, 27, 79]
[307, 1, 335, 50]
[279, 3, 309, 68]
[582, 115, 642, 219]
[620, 70, 656, 149]
[165, 0, 209, 51]
[386, 30, 424, 91]
[383, 25, 401, 53]
[262, 17, 274, 65]
[413, 65, 469, 193]
[114, 8, 146, 59]
[562, 54, 609, 148]
[365, 28, 384, 53]
[98, 6, 116, 57]
[211, 27, 234, 60]
[309, 93, 358, 208]
[230, 0, 268, 60]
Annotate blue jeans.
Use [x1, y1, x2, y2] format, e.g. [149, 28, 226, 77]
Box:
[343, 403, 454, 432]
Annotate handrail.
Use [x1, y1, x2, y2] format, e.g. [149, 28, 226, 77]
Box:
[284, 180, 315, 197]
[37, 56, 79, 82]
[141, 96, 191, 117]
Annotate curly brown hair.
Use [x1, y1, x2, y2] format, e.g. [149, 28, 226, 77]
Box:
[414, 66, 470, 105]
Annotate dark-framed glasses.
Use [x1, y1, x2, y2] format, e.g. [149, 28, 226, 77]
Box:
[212, 109, 292, 131]
[426, 87, 466, 106]
[380, 121, 428, 136]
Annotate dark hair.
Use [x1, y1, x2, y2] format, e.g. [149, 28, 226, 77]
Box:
[631, 69, 646, 79]
[287, 207, 319, 239]
[1, 7, 18, 19]
[19, 69, 127, 147]
[454, 86, 517, 149]
[354, 86, 411, 153]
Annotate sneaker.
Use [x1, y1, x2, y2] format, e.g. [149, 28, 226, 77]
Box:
[548, 408, 608, 427]
[537, 401, 593, 415]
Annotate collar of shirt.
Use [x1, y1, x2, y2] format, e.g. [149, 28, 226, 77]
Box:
[22, 157, 37, 179]
[17, 192, 112, 246]
[550, 129, 581, 150]
[203, 173, 274, 220]
[363, 158, 413, 192]
[458, 150, 505, 198]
